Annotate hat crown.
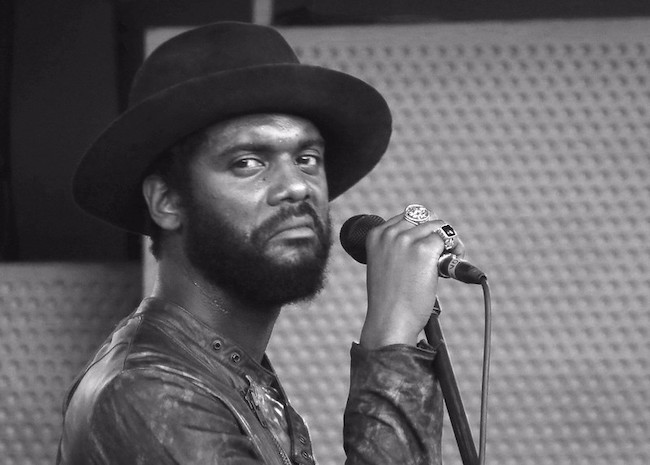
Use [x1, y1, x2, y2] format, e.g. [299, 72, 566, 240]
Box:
[129, 22, 300, 105]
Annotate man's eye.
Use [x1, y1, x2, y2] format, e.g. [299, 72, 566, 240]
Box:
[296, 154, 321, 168]
[231, 158, 264, 170]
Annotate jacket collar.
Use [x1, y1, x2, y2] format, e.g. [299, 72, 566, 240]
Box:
[136, 297, 278, 388]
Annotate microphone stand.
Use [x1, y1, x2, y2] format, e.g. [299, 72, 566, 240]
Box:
[425, 300, 478, 465]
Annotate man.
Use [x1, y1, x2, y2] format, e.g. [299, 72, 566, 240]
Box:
[58, 22, 458, 464]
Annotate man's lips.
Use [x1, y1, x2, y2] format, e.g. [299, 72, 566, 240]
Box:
[268, 216, 317, 241]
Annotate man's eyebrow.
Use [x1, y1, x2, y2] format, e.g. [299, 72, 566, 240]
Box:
[298, 137, 326, 150]
[220, 142, 272, 155]
[217, 137, 326, 158]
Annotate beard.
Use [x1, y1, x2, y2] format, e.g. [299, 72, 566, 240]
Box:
[183, 198, 332, 308]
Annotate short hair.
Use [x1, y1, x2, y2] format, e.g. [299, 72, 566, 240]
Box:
[144, 129, 208, 259]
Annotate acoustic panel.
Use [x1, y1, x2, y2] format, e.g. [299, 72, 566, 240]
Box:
[0, 264, 141, 465]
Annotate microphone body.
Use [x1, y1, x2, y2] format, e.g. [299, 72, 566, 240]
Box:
[340, 214, 486, 284]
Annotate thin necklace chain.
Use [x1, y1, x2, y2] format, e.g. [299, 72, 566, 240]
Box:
[185, 266, 230, 315]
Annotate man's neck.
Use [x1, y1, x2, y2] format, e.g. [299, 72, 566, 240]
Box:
[151, 255, 281, 363]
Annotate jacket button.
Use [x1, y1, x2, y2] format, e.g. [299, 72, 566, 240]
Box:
[301, 451, 311, 460]
[299, 435, 307, 445]
[212, 340, 222, 351]
[231, 353, 241, 363]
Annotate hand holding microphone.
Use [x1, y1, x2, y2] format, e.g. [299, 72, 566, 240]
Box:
[339, 205, 486, 349]
[340, 206, 485, 284]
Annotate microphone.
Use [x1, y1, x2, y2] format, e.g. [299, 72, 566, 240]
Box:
[340, 214, 486, 284]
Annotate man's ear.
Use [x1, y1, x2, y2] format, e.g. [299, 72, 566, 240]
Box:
[142, 174, 183, 231]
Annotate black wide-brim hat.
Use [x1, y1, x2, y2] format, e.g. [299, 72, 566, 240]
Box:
[73, 22, 392, 235]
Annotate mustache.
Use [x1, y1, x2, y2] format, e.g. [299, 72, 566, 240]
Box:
[254, 202, 329, 243]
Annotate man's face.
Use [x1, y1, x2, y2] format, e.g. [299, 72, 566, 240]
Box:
[179, 114, 332, 307]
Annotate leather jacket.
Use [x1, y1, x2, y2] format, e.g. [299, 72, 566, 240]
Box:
[57, 298, 443, 464]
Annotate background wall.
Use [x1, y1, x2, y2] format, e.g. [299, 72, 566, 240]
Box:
[7, 0, 125, 260]
[0, 263, 141, 465]
[1, 14, 648, 465]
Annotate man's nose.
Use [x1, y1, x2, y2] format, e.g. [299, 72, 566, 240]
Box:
[267, 159, 310, 204]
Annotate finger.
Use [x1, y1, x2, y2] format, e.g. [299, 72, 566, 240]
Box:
[368, 210, 429, 240]
[407, 221, 470, 264]
[383, 222, 446, 262]
[428, 221, 462, 252]
[448, 237, 466, 259]
[373, 215, 449, 251]
[383, 203, 441, 229]
[380, 209, 445, 232]
[382, 211, 415, 228]
[404, 219, 448, 240]
[372, 209, 462, 256]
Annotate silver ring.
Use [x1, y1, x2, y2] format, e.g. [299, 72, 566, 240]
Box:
[435, 224, 457, 250]
[403, 204, 432, 225]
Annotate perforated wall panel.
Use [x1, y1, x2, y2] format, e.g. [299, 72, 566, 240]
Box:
[0, 264, 141, 465]
[265, 19, 650, 465]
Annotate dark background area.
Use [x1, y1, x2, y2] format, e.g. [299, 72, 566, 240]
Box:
[3, 0, 649, 261]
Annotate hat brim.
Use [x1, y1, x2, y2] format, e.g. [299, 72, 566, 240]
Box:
[73, 64, 392, 235]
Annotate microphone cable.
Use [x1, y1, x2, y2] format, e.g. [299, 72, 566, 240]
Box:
[478, 276, 492, 465]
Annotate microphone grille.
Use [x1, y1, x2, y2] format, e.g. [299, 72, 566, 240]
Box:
[339, 214, 385, 264]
